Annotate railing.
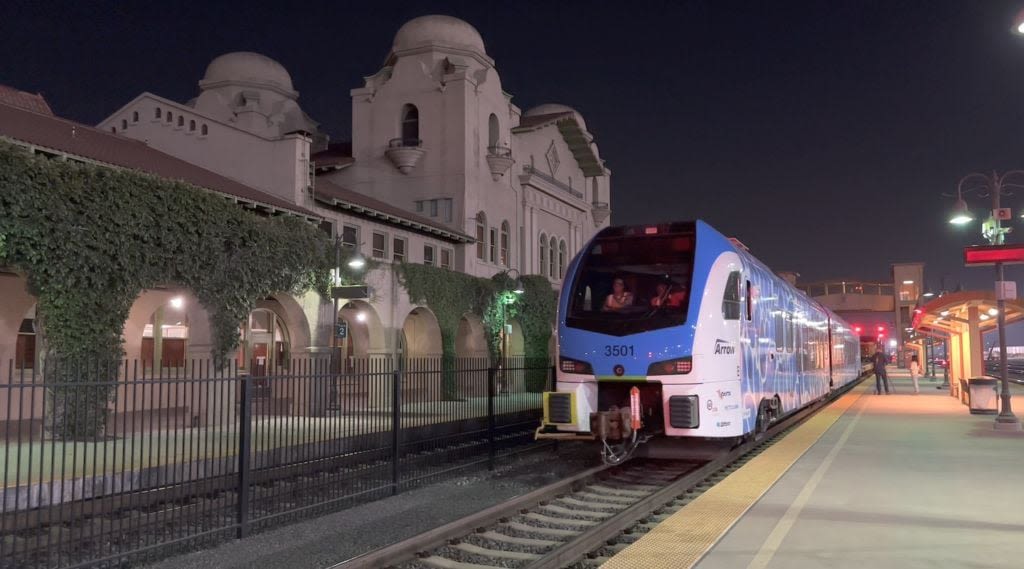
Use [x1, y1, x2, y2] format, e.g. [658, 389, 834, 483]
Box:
[801, 282, 896, 297]
[388, 137, 422, 149]
[522, 164, 584, 199]
[0, 355, 552, 569]
[487, 145, 512, 158]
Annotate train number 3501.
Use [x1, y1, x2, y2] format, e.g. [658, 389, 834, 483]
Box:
[604, 345, 635, 357]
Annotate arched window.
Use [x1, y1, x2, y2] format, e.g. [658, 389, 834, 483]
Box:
[121, 119, 127, 130]
[166, 111, 173, 123]
[500, 221, 510, 266]
[401, 104, 419, 144]
[189, 120, 196, 132]
[132, 111, 138, 122]
[201, 124, 208, 136]
[155, 107, 162, 119]
[558, 240, 567, 279]
[488, 113, 499, 148]
[539, 233, 547, 275]
[110, 126, 116, 133]
[592, 178, 599, 203]
[549, 236, 557, 278]
[238, 308, 291, 374]
[177, 116, 184, 127]
[476, 212, 487, 260]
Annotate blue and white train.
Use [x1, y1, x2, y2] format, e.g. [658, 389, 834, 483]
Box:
[537, 220, 860, 463]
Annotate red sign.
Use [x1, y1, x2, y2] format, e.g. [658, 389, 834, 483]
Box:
[963, 244, 1024, 266]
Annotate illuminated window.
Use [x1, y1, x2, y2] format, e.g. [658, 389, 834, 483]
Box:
[500, 221, 510, 266]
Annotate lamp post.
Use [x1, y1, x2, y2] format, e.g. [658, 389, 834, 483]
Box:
[948, 170, 1024, 431]
[495, 270, 525, 394]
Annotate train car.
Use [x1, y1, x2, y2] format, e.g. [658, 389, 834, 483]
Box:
[537, 220, 860, 463]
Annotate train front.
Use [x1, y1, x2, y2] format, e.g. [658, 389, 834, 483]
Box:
[536, 221, 744, 463]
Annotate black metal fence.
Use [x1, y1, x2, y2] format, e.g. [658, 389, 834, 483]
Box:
[0, 355, 553, 568]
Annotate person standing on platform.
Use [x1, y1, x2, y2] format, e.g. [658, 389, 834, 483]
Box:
[871, 346, 891, 395]
[909, 355, 922, 394]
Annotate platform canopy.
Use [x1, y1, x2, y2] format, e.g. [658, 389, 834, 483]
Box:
[911, 291, 1024, 383]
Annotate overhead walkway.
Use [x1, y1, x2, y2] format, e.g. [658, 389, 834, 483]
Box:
[602, 368, 1024, 568]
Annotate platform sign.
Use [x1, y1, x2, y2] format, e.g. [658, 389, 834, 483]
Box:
[996, 281, 1017, 301]
[963, 244, 1024, 266]
[332, 285, 369, 299]
[995, 208, 1013, 221]
[336, 322, 348, 339]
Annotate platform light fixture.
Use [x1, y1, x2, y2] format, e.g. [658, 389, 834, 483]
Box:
[169, 296, 184, 309]
[942, 167, 1024, 431]
[948, 198, 973, 225]
[988, 308, 999, 316]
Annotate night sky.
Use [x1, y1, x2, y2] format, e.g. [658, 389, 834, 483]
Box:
[6, 0, 1024, 292]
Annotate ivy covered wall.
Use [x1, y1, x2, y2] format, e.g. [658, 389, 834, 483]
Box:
[0, 142, 335, 437]
[396, 263, 557, 394]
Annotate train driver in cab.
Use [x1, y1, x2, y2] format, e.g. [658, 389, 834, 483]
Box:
[650, 280, 686, 309]
[602, 277, 635, 311]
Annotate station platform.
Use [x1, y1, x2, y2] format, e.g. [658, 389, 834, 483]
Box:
[603, 368, 1024, 568]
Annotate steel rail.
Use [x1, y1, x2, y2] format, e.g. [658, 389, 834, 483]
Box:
[333, 371, 869, 569]
[525, 373, 867, 569]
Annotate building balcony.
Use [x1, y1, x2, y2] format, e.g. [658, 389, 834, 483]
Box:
[591, 201, 610, 225]
[386, 138, 425, 175]
[486, 145, 514, 181]
[521, 164, 584, 200]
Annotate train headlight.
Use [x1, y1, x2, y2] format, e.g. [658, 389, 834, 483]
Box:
[647, 356, 692, 376]
[559, 356, 593, 374]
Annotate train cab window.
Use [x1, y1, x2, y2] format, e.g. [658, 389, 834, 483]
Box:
[566, 225, 695, 336]
[745, 280, 752, 321]
[722, 271, 741, 320]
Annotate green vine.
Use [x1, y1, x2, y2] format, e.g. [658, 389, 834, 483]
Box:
[395, 264, 557, 395]
[0, 142, 333, 438]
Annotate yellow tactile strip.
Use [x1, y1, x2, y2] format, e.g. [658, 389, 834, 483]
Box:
[602, 383, 868, 569]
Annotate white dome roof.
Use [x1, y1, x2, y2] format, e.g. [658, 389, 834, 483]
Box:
[525, 103, 586, 131]
[393, 15, 486, 55]
[202, 52, 294, 93]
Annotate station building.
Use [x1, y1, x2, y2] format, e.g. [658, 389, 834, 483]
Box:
[1, 15, 612, 378]
[796, 262, 926, 364]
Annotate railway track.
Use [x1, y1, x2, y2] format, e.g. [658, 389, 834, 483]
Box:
[334, 374, 867, 569]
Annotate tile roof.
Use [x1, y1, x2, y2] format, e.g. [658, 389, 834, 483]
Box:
[312, 142, 355, 171]
[0, 87, 318, 219]
[314, 179, 474, 243]
[0, 85, 53, 116]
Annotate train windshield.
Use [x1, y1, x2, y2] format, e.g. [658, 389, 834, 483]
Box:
[566, 227, 695, 336]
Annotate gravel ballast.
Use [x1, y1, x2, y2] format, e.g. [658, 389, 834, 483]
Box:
[141, 445, 599, 569]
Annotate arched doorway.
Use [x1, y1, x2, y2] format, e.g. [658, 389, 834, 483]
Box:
[501, 319, 526, 393]
[456, 314, 489, 396]
[141, 296, 190, 375]
[15, 305, 37, 372]
[400, 307, 443, 400]
[237, 308, 290, 376]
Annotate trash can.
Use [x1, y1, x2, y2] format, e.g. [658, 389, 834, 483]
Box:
[968, 377, 999, 415]
[959, 379, 969, 405]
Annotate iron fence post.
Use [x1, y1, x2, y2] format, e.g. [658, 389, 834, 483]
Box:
[236, 374, 252, 539]
[391, 368, 401, 495]
[487, 364, 496, 470]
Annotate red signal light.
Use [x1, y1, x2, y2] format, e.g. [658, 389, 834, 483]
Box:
[853, 325, 863, 334]
[876, 325, 884, 332]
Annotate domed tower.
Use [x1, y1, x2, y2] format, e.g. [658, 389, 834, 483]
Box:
[194, 52, 319, 139]
[339, 15, 517, 265]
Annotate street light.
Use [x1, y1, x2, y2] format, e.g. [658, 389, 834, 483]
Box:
[495, 269, 524, 394]
[946, 170, 1024, 431]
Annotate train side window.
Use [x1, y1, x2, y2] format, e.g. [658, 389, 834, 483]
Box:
[745, 280, 752, 321]
[774, 309, 784, 351]
[786, 304, 795, 353]
[722, 271, 741, 320]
